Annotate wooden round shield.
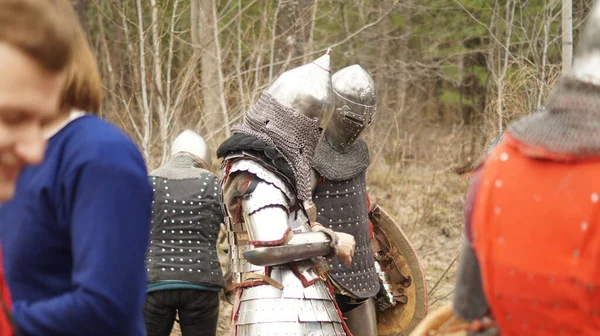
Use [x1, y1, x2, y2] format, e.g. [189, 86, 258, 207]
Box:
[369, 204, 428, 336]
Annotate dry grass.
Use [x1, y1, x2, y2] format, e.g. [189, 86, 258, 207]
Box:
[368, 165, 469, 312]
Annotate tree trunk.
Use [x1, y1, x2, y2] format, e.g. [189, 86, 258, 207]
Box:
[538, 0, 553, 108]
[394, 0, 411, 117]
[562, 0, 573, 73]
[304, 0, 320, 64]
[192, 0, 221, 135]
[135, 0, 152, 161]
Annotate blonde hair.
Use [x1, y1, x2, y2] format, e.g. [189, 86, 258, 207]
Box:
[50, 0, 103, 114]
[0, 0, 73, 72]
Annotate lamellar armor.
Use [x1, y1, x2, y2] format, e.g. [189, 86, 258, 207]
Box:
[217, 51, 351, 335]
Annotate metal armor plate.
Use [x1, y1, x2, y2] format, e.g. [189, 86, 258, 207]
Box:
[234, 268, 345, 336]
[222, 163, 348, 334]
[370, 204, 429, 336]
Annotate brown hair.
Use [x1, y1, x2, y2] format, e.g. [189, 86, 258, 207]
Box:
[0, 0, 73, 72]
[50, 0, 103, 114]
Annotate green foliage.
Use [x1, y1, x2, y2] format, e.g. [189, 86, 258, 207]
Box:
[473, 65, 488, 86]
[438, 88, 462, 105]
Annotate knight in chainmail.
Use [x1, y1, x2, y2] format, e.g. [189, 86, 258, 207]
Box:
[445, 3, 600, 335]
[143, 130, 224, 336]
[311, 64, 387, 335]
[216, 50, 358, 335]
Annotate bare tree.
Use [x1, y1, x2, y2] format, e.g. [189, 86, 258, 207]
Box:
[562, 0, 573, 72]
[272, 0, 316, 75]
[135, 0, 152, 160]
[192, 0, 228, 136]
[489, 0, 518, 134]
[538, 0, 560, 108]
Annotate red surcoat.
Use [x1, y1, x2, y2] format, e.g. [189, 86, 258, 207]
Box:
[471, 134, 600, 335]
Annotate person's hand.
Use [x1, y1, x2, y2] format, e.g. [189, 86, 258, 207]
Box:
[335, 232, 356, 266]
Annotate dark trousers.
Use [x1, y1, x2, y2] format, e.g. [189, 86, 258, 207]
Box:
[143, 289, 219, 336]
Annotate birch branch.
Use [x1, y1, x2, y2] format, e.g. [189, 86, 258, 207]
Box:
[135, 0, 152, 159]
[212, 0, 231, 138]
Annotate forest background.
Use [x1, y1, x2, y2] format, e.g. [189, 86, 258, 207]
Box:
[72, 0, 592, 334]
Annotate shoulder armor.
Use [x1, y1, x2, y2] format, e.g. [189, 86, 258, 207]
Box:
[242, 180, 291, 245]
[243, 180, 289, 215]
[230, 159, 294, 203]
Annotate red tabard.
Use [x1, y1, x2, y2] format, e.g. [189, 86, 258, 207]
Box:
[472, 133, 600, 335]
[0, 248, 13, 336]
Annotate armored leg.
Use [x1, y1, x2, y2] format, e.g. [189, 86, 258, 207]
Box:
[342, 298, 378, 336]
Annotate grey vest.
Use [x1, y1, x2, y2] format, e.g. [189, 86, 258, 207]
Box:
[146, 155, 224, 288]
[313, 171, 380, 299]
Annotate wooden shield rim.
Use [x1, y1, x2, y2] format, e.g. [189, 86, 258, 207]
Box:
[372, 204, 429, 336]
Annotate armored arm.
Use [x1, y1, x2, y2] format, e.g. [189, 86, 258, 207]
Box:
[224, 168, 338, 267]
[243, 231, 336, 266]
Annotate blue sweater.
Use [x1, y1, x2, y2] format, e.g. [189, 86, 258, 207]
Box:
[0, 116, 153, 336]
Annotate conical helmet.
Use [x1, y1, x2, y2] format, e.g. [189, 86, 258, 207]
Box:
[570, 0, 600, 85]
[266, 49, 335, 135]
[171, 129, 211, 167]
[324, 64, 377, 153]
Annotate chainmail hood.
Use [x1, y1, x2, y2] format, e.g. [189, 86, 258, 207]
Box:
[509, 77, 600, 156]
[312, 138, 370, 181]
[150, 154, 208, 180]
[232, 92, 321, 200]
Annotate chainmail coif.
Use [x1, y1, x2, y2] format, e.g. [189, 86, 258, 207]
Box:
[150, 155, 208, 180]
[232, 92, 320, 201]
[312, 138, 370, 181]
[510, 78, 600, 156]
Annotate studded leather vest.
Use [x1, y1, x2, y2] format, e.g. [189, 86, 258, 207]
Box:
[146, 155, 224, 288]
[313, 171, 380, 299]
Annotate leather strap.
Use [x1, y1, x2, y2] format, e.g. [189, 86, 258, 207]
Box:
[243, 273, 284, 290]
[303, 200, 318, 226]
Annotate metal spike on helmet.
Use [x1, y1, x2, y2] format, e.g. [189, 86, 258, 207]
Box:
[570, 0, 600, 85]
[171, 129, 211, 167]
[266, 49, 335, 132]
